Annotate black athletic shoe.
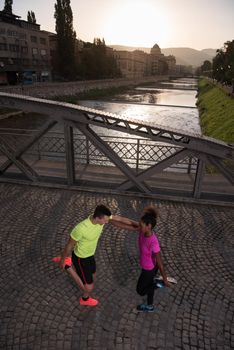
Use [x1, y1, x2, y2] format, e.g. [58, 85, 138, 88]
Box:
[137, 304, 154, 312]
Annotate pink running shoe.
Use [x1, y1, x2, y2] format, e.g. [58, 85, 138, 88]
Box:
[52, 256, 72, 266]
[79, 297, 99, 306]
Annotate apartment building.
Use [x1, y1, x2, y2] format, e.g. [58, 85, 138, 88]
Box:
[0, 10, 52, 84]
[113, 49, 147, 79]
[113, 43, 176, 78]
[165, 55, 177, 74]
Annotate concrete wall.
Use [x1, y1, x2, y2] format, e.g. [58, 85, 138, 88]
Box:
[0, 76, 168, 98]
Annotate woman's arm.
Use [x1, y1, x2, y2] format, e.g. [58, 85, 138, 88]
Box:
[155, 252, 171, 287]
[110, 215, 139, 230]
[110, 220, 139, 231]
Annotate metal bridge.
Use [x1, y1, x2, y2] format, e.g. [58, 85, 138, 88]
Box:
[0, 92, 233, 201]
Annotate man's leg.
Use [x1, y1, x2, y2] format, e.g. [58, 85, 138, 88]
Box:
[83, 281, 94, 299]
[67, 266, 96, 297]
[71, 254, 98, 306]
[92, 272, 96, 283]
[66, 266, 86, 291]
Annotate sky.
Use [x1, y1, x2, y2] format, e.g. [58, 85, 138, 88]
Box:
[4, 0, 234, 50]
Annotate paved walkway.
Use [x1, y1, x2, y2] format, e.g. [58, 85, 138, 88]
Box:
[0, 183, 233, 350]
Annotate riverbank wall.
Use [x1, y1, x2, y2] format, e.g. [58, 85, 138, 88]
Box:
[0, 75, 168, 99]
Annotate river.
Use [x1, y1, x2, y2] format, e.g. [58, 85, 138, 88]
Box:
[0, 77, 200, 172]
[78, 77, 200, 137]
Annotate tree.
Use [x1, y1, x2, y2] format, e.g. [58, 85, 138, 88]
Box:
[213, 40, 234, 84]
[54, 0, 76, 80]
[27, 11, 37, 24]
[213, 49, 226, 83]
[201, 60, 212, 72]
[79, 38, 121, 79]
[200, 60, 212, 77]
[3, 0, 13, 13]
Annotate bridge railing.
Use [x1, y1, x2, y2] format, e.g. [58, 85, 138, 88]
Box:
[0, 128, 197, 174]
[0, 92, 233, 201]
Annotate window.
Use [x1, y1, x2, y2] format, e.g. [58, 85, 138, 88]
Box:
[22, 58, 29, 65]
[31, 36, 37, 43]
[0, 43, 7, 51]
[19, 33, 27, 40]
[7, 30, 18, 37]
[32, 48, 38, 55]
[9, 44, 19, 52]
[40, 37, 46, 45]
[21, 46, 28, 54]
[40, 49, 47, 56]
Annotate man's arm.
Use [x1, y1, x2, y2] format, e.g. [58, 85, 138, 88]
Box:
[59, 237, 76, 269]
[155, 252, 171, 287]
[110, 215, 139, 230]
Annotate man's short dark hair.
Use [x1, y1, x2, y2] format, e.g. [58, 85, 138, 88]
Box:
[93, 204, 111, 218]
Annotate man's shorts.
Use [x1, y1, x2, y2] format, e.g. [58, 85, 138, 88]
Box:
[72, 252, 96, 285]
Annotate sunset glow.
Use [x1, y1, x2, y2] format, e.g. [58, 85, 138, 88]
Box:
[12, 0, 234, 50]
[103, 2, 171, 47]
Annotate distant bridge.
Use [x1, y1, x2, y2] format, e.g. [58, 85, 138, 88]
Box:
[0, 93, 233, 202]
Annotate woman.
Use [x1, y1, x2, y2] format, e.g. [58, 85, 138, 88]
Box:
[117, 206, 170, 312]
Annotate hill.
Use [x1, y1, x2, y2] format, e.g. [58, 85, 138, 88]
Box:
[109, 45, 217, 67]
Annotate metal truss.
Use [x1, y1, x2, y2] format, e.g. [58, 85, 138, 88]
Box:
[0, 92, 233, 199]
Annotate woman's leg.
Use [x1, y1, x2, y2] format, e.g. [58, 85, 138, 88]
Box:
[136, 269, 155, 305]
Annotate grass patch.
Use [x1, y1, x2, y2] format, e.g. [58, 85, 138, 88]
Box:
[197, 79, 234, 143]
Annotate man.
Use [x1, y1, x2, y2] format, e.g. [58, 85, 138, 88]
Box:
[59, 204, 137, 307]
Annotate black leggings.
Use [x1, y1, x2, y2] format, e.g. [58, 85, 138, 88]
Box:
[136, 268, 157, 305]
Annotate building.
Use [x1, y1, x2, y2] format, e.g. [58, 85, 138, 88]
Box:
[113, 43, 176, 78]
[165, 55, 176, 74]
[149, 44, 165, 75]
[113, 49, 147, 79]
[0, 10, 52, 84]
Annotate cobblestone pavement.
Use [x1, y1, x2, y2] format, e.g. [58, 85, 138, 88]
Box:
[0, 183, 233, 350]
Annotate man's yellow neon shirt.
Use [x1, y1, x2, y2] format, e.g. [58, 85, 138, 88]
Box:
[70, 216, 104, 258]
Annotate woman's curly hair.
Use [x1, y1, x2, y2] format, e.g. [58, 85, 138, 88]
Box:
[141, 206, 158, 228]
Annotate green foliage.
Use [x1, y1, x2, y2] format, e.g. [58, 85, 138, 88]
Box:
[200, 60, 212, 77]
[201, 60, 212, 71]
[77, 38, 121, 80]
[53, 1, 120, 81]
[212, 40, 234, 84]
[197, 79, 234, 143]
[27, 11, 36, 24]
[54, 0, 76, 80]
[3, 0, 12, 13]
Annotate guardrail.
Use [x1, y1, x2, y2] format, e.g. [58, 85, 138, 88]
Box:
[0, 92, 233, 200]
[0, 128, 197, 173]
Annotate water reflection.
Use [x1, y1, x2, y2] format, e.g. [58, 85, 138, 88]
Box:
[78, 78, 200, 136]
[160, 78, 198, 88]
[118, 77, 198, 107]
[134, 88, 197, 107]
[79, 100, 201, 136]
